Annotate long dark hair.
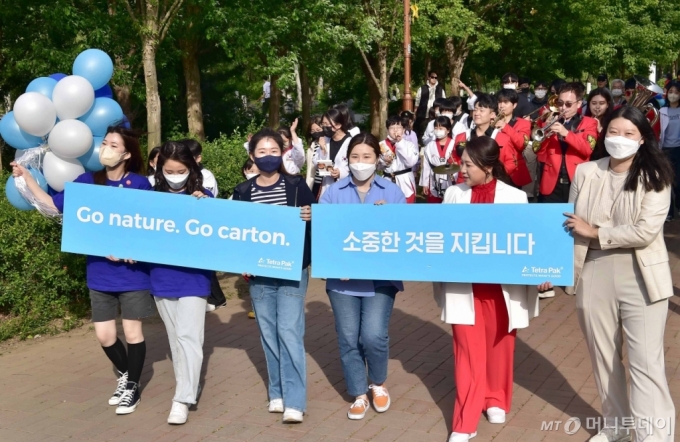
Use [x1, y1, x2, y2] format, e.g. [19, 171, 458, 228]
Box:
[93, 125, 145, 185]
[153, 141, 205, 194]
[584, 87, 614, 120]
[248, 127, 289, 176]
[323, 108, 351, 134]
[593, 106, 673, 192]
[464, 136, 510, 184]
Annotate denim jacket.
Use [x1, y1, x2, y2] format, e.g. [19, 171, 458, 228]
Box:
[320, 175, 405, 296]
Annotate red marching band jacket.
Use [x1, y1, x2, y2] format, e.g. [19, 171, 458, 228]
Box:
[535, 115, 599, 195]
[449, 121, 532, 188]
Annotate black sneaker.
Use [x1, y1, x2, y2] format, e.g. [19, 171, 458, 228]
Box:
[108, 371, 128, 406]
[115, 382, 141, 415]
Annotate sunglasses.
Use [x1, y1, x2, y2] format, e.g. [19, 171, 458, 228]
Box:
[556, 100, 577, 108]
[430, 76, 437, 79]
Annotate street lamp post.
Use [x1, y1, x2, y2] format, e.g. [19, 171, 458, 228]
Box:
[403, 0, 413, 112]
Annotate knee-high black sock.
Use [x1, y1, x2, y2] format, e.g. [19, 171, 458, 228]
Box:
[126, 341, 146, 385]
[102, 338, 128, 374]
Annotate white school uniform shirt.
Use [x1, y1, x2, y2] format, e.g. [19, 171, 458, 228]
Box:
[378, 138, 419, 199]
[282, 139, 306, 175]
[419, 138, 456, 197]
[312, 135, 351, 198]
[201, 168, 218, 197]
[434, 181, 540, 332]
[348, 127, 360, 137]
[423, 118, 467, 146]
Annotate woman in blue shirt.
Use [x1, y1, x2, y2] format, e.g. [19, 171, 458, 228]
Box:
[320, 132, 406, 420]
[149, 141, 213, 426]
[11, 126, 153, 415]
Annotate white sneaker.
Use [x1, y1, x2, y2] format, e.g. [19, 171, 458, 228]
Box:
[167, 401, 189, 425]
[206, 303, 216, 312]
[268, 398, 284, 413]
[589, 427, 632, 442]
[108, 371, 128, 406]
[539, 289, 555, 299]
[282, 408, 303, 423]
[486, 406, 505, 424]
[448, 432, 477, 442]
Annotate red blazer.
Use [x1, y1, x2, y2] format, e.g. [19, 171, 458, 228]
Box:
[536, 116, 598, 195]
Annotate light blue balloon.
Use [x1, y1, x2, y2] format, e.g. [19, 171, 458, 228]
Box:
[5, 168, 48, 211]
[73, 49, 114, 90]
[0, 112, 43, 150]
[78, 136, 104, 172]
[78, 98, 124, 136]
[26, 77, 58, 100]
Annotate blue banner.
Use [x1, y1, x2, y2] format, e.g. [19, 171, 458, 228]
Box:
[311, 203, 574, 285]
[61, 183, 306, 280]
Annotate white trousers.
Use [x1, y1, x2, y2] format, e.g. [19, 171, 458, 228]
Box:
[154, 296, 207, 405]
[577, 249, 674, 442]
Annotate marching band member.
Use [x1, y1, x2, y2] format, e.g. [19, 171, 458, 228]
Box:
[379, 116, 419, 203]
[535, 82, 598, 203]
[420, 116, 456, 203]
[439, 136, 539, 442]
[494, 89, 533, 189]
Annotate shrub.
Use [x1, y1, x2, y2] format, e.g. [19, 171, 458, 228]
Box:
[0, 171, 89, 341]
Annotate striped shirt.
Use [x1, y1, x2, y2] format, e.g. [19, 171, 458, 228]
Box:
[251, 176, 287, 205]
[312, 142, 323, 185]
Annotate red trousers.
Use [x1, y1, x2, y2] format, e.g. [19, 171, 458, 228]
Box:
[452, 284, 516, 433]
[427, 194, 443, 203]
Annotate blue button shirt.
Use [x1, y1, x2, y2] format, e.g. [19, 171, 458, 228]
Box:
[320, 175, 405, 297]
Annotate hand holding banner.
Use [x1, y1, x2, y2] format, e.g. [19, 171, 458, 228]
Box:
[61, 183, 306, 280]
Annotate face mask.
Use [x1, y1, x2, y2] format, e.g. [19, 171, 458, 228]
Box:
[254, 155, 282, 173]
[611, 89, 623, 97]
[535, 90, 547, 99]
[164, 172, 189, 190]
[435, 110, 441, 117]
[441, 113, 454, 120]
[503, 83, 516, 90]
[322, 126, 335, 138]
[604, 136, 642, 160]
[99, 145, 127, 168]
[349, 162, 376, 181]
[311, 132, 323, 141]
[521, 87, 530, 93]
[245, 173, 258, 180]
[434, 129, 447, 139]
[668, 93, 680, 103]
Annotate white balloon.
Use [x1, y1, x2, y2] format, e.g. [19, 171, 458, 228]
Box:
[42, 152, 85, 192]
[13, 92, 57, 137]
[48, 119, 93, 159]
[51, 75, 95, 120]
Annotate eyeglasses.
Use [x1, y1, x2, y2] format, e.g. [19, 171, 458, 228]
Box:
[556, 100, 577, 108]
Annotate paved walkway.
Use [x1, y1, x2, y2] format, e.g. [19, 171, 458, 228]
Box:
[2, 226, 680, 442]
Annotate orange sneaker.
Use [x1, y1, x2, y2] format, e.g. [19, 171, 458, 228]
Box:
[369, 384, 390, 412]
[347, 397, 369, 420]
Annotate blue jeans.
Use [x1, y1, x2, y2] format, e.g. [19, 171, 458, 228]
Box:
[327, 286, 397, 397]
[249, 268, 308, 412]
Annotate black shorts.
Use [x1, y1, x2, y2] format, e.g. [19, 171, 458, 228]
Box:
[89, 289, 155, 322]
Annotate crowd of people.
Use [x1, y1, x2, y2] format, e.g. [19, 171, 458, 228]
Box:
[8, 69, 679, 442]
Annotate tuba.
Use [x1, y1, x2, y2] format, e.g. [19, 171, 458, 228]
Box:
[628, 76, 661, 126]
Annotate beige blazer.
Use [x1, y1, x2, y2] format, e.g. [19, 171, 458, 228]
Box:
[435, 181, 540, 332]
[567, 158, 673, 302]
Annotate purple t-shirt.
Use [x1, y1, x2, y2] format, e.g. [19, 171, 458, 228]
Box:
[52, 172, 153, 292]
[149, 188, 214, 298]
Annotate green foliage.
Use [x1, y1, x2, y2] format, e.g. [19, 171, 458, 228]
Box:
[0, 172, 89, 341]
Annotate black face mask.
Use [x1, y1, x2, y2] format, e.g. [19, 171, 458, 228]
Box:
[521, 87, 530, 93]
[322, 126, 336, 138]
[311, 131, 323, 141]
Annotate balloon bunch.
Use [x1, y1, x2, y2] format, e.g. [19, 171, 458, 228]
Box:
[2, 49, 127, 212]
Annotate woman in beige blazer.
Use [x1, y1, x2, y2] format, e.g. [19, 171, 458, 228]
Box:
[438, 136, 539, 442]
[540, 106, 675, 442]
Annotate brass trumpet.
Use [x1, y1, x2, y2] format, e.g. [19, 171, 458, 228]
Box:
[629, 77, 660, 126]
[524, 95, 559, 120]
[531, 112, 564, 142]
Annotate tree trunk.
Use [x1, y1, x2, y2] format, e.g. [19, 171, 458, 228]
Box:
[180, 36, 205, 140]
[300, 63, 311, 140]
[360, 54, 381, 137]
[142, 39, 161, 150]
[425, 53, 431, 84]
[268, 75, 280, 127]
[113, 84, 132, 121]
[294, 62, 302, 111]
[317, 77, 324, 100]
[377, 48, 389, 140]
[445, 37, 468, 97]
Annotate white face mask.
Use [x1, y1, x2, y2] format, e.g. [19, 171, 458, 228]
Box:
[349, 162, 376, 181]
[441, 112, 454, 120]
[163, 172, 190, 190]
[611, 88, 623, 97]
[604, 136, 642, 160]
[99, 145, 127, 168]
[668, 93, 680, 103]
[534, 90, 547, 99]
[245, 173, 258, 180]
[434, 129, 447, 139]
[503, 83, 517, 90]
